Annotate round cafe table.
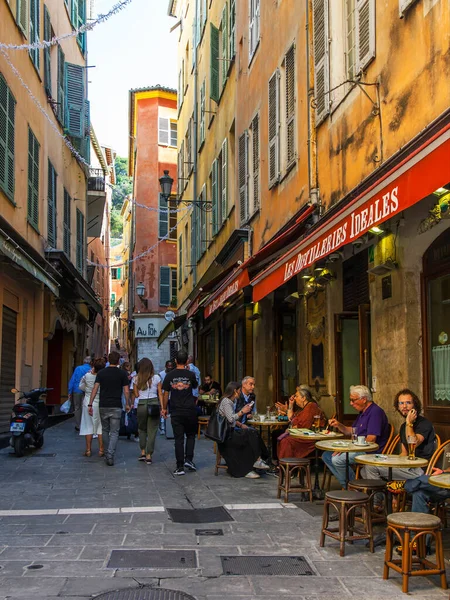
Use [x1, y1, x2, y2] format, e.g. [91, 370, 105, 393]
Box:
[315, 439, 379, 490]
[288, 430, 343, 499]
[248, 418, 286, 464]
[428, 473, 450, 489]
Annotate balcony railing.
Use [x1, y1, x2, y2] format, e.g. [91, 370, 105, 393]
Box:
[88, 168, 106, 192]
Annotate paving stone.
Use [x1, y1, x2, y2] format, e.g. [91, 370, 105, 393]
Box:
[60, 576, 158, 596]
[0, 577, 66, 596]
[46, 533, 125, 546]
[0, 546, 84, 561]
[0, 535, 53, 547]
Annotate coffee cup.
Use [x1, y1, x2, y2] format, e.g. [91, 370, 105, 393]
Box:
[259, 415, 266, 422]
[357, 435, 366, 445]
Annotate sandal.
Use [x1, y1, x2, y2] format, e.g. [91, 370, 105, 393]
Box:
[84, 450, 92, 457]
[98, 451, 104, 457]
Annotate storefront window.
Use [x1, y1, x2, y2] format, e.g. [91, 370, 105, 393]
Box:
[428, 273, 450, 406]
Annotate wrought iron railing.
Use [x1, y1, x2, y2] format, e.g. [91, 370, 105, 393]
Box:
[88, 168, 106, 192]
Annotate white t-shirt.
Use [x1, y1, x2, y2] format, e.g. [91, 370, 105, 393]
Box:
[132, 374, 161, 403]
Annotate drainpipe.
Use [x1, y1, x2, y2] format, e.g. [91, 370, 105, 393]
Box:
[192, 4, 199, 288]
[306, 0, 320, 212]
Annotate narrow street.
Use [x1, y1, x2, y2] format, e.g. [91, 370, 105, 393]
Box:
[0, 420, 447, 600]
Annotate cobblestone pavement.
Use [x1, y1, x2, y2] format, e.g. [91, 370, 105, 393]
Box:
[0, 419, 448, 599]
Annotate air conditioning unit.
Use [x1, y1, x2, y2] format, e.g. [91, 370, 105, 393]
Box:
[367, 259, 398, 276]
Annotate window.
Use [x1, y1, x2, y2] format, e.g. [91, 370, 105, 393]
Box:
[16, 0, 29, 37]
[158, 194, 177, 240]
[47, 160, 57, 248]
[57, 47, 65, 125]
[268, 70, 280, 188]
[76, 209, 85, 275]
[229, 0, 236, 60]
[76, 0, 87, 54]
[27, 127, 40, 230]
[196, 185, 207, 260]
[160, 266, 171, 306]
[65, 63, 85, 138]
[312, 0, 330, 124]
[184, 222, 189, 279]
[110, 292, 116, 308]
[177, 59, 185, 113]
[221, 3, 229, 89]
[43, 5, 52, 97]
[399, 0, 418, 15]
[171, 268, 177, 307]
[0, 74, 16, 202]
[111, 267, 121, 280]
[238, 131, 248, 225]
[185, 116, 194, 183]
[249, 0, 260, 61]
[199, 0, 207, 40]
[346, 0, 375, 79]
[211, 138, 228, 235]
[211, 159, 218, 235]
[63, 189, 71, 257]
[285, 44, 296, 167]
[29, 0, 40, 70]
[170, 121, 177, 146]
[158, 117, 177, 147]
[199, 79, 206, 146]
[178, 234, 183, 288]
[345, 0, 357, 80]
[177, 140, 184, 196]
[210, 23, 219, 102]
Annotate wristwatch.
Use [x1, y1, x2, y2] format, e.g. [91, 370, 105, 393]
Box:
[88, 404, 93, 407]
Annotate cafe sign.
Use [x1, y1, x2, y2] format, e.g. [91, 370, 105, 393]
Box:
[135, 316, 176, 339]
[204, 269, 250, 319]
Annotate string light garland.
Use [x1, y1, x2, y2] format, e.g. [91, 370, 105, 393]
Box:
[0, 0, 134, 51]
[133, 200, 189, 214]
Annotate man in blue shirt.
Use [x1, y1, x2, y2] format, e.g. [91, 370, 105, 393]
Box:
[235, 376, 257, 424]
[68, 357, 92, 431]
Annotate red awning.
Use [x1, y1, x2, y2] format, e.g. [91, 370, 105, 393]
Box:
[251, 125, 450, 302]
[204, 268, 250, 319]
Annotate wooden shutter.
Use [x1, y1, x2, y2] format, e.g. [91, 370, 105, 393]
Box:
[57, 47, 65, 125]
[312, 0, 330, 124]
[71, 0, 79, 27]
[76, 208, 84, 274]
[191, 210, 197, 265]
[238, 131, 248, 224]
[17, 0, 29, 37]
[249, 0, 255, 59]
[63, 189, 71, 257]
[65, 63, 85, 138]
[159, 194, 169, 238]
[159, 117, 169, 145]
[221, 3, 228, 87]
[200, 184, 206, 256]
[47, 160, 57, 248]
[201, 0, 207, 32]
[178, 140, 184, 196]
[399, 0, 418, 16]
[285, 44, 296, 166]
[355, 0, 375, 73]
[43, 5, 52, 96]
[251, 114, 260, 212]
[229, 0, 236, 59]
[83, 99, 90, 162]
[199, 79, 205, 145]
[211, 159, 218, 235]
[29, 0, 40, 69]
[177, 69, 182, 112]
[27, 128, 40, 229]
[160, 266, 171, 306]
[210, 23, 220, 102]
[178, 234, 183, 287]
[0, 75, 16, 201]
[221, 138, 228, 222]
[268, 70, 280, 188]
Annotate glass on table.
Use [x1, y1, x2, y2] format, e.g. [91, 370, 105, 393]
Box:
[351, 427, 358, 443]
[407, 435, 417, 460]
[313, 414, 321, 432]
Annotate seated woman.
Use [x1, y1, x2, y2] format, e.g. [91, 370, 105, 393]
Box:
[277, 387, 326, 460]
[218, 382, 270, 479]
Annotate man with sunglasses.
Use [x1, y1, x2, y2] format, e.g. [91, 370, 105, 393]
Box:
[322, 385, 390, 488]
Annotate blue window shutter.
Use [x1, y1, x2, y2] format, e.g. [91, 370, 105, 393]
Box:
[160, 266, 171, 306]
[29, 0, 40, 70]
[77, 0, 86, 53]
[0, 75, 16, 201]
[159, 194, 169, 238]
[76, 208, 85, 274]
[71, 0, 79, 27]
[65, 63, 85, 138]
[83, 99, 90, 162]
[57, 47, 65, 125]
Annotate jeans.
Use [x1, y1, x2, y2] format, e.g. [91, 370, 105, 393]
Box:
[137, 400, 160, 456]
[72, 392, 84, 429]
[99, 407, 122, 460]
[171, 411, 198, 469]
[322, 451, 363, 488]
[405, 475, 450, 513]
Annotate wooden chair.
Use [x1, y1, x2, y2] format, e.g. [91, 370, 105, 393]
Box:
[197, 415, 210, 439]
[214, 446, 228, 475]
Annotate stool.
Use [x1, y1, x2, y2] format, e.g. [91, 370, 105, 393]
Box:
[197, 416, 209, 439]
[384, 512, 447, 594]
[214, 447, 228, 475]
[277, 458, 312, 503]
[320, 490, 374, 557]
[348, 478, 388, 524]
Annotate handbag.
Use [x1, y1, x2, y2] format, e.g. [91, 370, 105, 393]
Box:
[205, 405, 231, 444]
[147, 402, 161, 418]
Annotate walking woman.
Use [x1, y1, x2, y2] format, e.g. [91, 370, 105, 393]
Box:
[79, 358, 105, 457]
[132, 358, 163, 464]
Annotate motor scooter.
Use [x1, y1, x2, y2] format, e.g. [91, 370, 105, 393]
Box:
[9, 387, 52, 457]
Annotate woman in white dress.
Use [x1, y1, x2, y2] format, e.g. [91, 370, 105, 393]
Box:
[79, 358, 105, 457]
[132, 358, 163, 464]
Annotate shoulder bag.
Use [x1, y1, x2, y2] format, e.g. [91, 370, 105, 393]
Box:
[205, 402, 231, 444]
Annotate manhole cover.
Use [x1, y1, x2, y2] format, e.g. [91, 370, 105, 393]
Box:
[94, 590, 197, 600]
[167, 507, 233, 523]
[107, 550, 197, 569]
[195, 528, 223, 536]
[221, 555, 315, 576]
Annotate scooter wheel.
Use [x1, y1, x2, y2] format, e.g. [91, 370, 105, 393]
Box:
[13, 436, 26, 457]
[34, 435, 44, 449]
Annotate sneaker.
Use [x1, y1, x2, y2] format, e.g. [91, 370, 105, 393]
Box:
[245, 471, 261, 479]
[145, 458, 152, 465]
[253, 459, 270, 470]
[106, 457, 114, 466]
[184, 460, 197, 471]
[173, 468, 185, 476]
[138, 455, 146, 461]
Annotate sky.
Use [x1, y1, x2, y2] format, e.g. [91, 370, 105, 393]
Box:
[88, 0, 178, 157]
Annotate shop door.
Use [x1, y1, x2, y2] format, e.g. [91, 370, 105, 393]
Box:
[0, 306, 17, 433]
[46, 326, 64, 406]
[335, 304, 371, 421]
[276, 309, 298, 403]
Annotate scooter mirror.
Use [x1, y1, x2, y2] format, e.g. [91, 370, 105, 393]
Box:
[11, 388, 18, 394]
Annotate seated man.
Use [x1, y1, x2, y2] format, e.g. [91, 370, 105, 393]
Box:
[322, 385, 390, 488]
[405, 469, 450, 513]
[199, 374, 222, 398]
[363, 389, 435, 482]
[235, 375, 270, 467]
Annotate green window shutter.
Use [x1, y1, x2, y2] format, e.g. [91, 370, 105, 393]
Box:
[178, 235, 183, 288]
[211, 159, 218, 235]
[29, 0, 40, 70]
[221, 138, 228, 222]
[238, 131, 248, 224]
[57, 47, 65, 125]
[221, 3, 228, 87]
[210, 23, 219, 102]
[77, 0, 87, 53]
[76, 208, 84, 274]
[47, 160, 57, 247]
[159, 193, 169, 238]
[16, 0, 29, 37]
[160, 266, 171, 306]
[43, 5, 52, 96]
[191, 209, 197, 265]
[117, 267, 122, 279]
[229, 0, 236, 59]
[83, 99, 90, 162]
[71, 0, 79, 27]
[200, 79, 205, 145]
[63, 189, 71, 257]
[200, 184, 206, 257]
[0, 75, 16, 201]
[65, 63, 85, 138]
[27, 128, 40, 229]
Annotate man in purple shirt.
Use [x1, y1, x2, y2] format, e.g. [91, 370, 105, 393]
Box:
[322, 385, 390, 488]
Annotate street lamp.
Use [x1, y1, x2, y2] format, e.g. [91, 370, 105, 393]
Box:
[159, 170, 212, 211]
[114, 307, 121, 319]
[136, 281, 148, 309]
